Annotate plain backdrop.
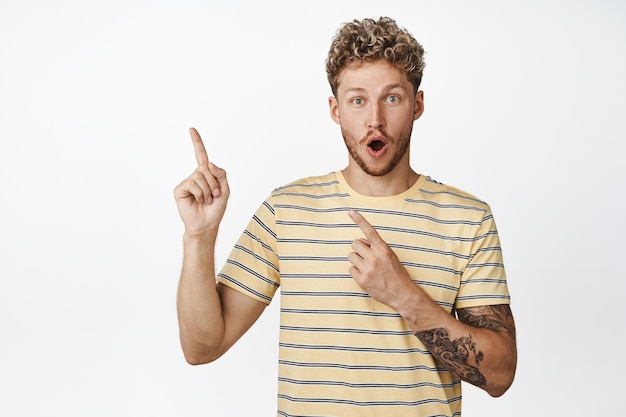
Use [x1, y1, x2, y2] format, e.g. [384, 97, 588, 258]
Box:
[1, 0, 624, 415]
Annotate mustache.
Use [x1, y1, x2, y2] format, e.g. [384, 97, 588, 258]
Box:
[363, 129, 390, 142]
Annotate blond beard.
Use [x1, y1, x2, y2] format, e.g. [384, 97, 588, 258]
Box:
[342, 126, 413, 177]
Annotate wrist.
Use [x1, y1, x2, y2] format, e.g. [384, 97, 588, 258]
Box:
[183, 227, 218, 244]
[395, 284, 446, 333]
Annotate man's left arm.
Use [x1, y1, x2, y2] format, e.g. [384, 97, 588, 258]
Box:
[414, 304, 517, 397]
[347, 209, 517, 397]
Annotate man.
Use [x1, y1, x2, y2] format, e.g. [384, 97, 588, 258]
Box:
[174, 16, 517, 416]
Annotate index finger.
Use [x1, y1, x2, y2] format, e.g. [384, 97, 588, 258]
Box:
[349, 209, 383, 243]
[189, 127, 209, 166]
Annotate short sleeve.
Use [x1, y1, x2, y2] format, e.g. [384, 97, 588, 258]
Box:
[217, 199, 280, 304]
[455, 205, 510, 309]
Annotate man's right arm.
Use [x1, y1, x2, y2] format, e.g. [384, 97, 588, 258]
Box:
[174, 128, 266, 365]
[177, 233, 266, 364]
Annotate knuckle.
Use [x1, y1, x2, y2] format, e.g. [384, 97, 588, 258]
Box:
[193, 167, 207, 178]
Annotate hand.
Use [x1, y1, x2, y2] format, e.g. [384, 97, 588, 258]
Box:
[347, 209, 415, 309]
[174, 127, 230, 236]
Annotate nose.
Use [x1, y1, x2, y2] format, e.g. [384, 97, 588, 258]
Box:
[367, 102, 384, 129]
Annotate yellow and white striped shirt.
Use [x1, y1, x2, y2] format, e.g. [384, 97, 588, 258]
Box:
[218, 171, 510, 417]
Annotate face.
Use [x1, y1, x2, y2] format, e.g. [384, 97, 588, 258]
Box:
[329, 59, 424, 177]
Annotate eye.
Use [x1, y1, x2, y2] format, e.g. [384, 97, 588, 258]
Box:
[387, 95, 400, 103]
[350, 97, 365, 106]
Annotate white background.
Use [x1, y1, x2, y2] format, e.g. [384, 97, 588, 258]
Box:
[1, 0, 624, 415]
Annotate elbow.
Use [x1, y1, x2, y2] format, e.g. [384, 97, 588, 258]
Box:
[183, 352, 213, 366]
[182, 349, 223, 366]
[486, 335, 517, 397]
[486, 361, 517, 397]
[487, 380, 512, 398]
[180, 340, 223, 366]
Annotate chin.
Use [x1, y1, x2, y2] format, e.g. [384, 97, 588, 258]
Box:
[360, 164, 396, 177]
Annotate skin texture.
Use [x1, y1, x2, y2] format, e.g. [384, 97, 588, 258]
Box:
[174, 128, 265, 364]
[329, 60, 423, 195]
[174, 58, 517, 397]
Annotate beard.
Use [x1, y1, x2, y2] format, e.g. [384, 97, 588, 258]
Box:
[342, 124, 413, 177]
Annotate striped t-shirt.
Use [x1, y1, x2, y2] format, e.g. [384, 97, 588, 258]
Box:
[217, 171, 510, 417]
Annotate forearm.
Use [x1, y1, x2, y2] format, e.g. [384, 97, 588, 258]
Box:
[396, 287, 517, 396]
[176, 230, 225, 364]
[346, 210, 516, 395]
[415, 316, 516, 397]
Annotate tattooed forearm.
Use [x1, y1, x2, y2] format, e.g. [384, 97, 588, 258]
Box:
[415, 327, 486, 386]
[457, 304, 516, 339]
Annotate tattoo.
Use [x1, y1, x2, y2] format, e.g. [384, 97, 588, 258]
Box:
[457, 304, 516, 339]
[415, 305, 516, 387]
[415, 328, 486, 386]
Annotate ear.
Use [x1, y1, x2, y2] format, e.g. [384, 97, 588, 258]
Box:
[413, 90, 425, 121]
[329, 96, 341, 125]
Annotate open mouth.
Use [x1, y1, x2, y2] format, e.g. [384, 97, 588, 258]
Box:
[368, 139, 385, 151]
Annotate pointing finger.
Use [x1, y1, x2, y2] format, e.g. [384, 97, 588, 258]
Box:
[349, 209, 383, 244]
[189, 127, 209, 167]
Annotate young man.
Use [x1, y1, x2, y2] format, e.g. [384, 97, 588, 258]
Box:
[174, 17, 517, 416]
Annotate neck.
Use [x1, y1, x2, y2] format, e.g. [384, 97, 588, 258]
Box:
[342, 164, 419, 197]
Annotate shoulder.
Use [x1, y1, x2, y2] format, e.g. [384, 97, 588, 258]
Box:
[269, 172, 343, 198]
[417, 176, 491, 212]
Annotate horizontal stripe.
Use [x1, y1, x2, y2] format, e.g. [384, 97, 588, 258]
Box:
[276, 218, 480, 230]
[281, 308, 400, 318]
[278, 411, 460, 417]
[403, 262, 462, 276]
[456, 294, 510, 302]
[275, 203, 484, 225]
[278, 393, 462, 407]
[389, 243, 471, 260]
[278, 409, 461, 417]
[280, 324, 413, 336]
[273, 192, 350, 199]
[277, 238, 353, 245]
[465, 262, 505, 268]
[460, 277, 508, 285]
[278, 376, 457, 390]
[420, 184, 485, 204]
[281, 291, 369, 298]
[275, 179, 341, 191]
[280, 273, 351, 279]
[404, 197, 487, 212]
[278, 256, 347, 262]
[278, 359, 445, 372]
[279, 342, 423, 354]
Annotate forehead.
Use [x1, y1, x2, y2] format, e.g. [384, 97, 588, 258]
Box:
[336, 59, 410, 95]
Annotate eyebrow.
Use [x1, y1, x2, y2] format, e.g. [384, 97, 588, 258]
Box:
[383, 83, 405, 91]
[344, 87, 367, 94]
[344, 83, 406, 95]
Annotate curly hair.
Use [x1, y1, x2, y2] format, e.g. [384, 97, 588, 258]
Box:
[325, 17, 425, 96]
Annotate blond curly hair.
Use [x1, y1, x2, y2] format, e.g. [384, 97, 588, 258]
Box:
[326, 17, 425, 96]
